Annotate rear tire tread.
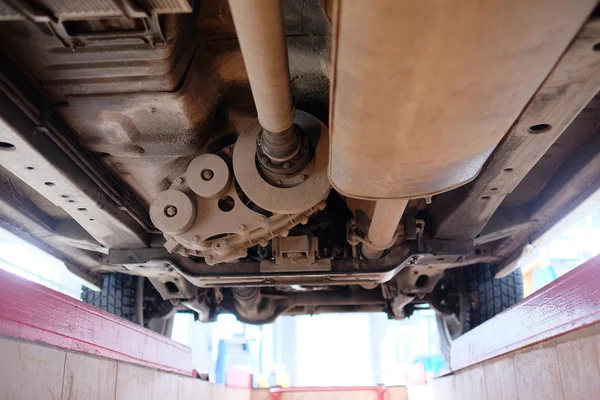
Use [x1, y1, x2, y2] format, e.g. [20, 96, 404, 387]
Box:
[463, 263, 523, 330]
[437, 263, 523, 365]
[81, 273, 138, 323]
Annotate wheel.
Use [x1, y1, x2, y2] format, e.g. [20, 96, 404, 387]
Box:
[436, 263, 524, 364]
[81, 273, 140, 324]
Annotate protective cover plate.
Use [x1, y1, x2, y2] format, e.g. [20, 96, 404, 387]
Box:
[233, 110, 330, 214]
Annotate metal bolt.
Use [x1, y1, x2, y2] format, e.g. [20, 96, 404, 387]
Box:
[205, 255, 213, 262]
[349, 219, 357, 227]
[276, 180, 282, 186]
[165, 205, 178, 217]
[238, 224, 246, 232]
[201, 169, 214, 181]
[261, 156, 270, 164]
[176, 177, 184, 185]
[258, 215, 267, 223]
[283, 162, 291, 169]
[191, 235, 199, 242]
[300, 174, 307, 181]
[223, 147, 231, 155]
[258, 238, 268, 247]
[115, 163, 123, 170]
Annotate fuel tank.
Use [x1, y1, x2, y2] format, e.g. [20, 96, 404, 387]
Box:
[328, 0, 594, 200]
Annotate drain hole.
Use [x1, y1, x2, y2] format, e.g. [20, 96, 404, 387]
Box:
[218, 195, 235, 212]
[528, 124, 551, 134]
[44, 182, 55, 186]
[165, 281, 179, 294]
[415, 275, 429, 288]
[0, 142, 15, 151]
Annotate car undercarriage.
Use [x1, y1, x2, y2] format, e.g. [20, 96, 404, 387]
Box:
[1, 0, 600, 329]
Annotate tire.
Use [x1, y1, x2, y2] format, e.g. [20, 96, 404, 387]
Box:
[437, 263, 523, 364]
[81, 273, 139, 324]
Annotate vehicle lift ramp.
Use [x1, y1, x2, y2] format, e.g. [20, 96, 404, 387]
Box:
[1, 255, 600, 400]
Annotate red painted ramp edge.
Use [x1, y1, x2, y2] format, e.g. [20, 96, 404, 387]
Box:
[451, 253, 600, 371]
[0, 269, 194, 376]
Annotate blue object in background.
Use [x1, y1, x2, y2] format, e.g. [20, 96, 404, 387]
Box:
[413, 355, 446, 376]
[215, 339, 227, 384]
[533, 266, 557, 291]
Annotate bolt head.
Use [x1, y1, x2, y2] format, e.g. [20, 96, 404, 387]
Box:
[283, 162, 291, 169]
[205, 255, 213, 262]
[191, 235, 199, 242]
[300, 174, 307, 181]
[164, 205, 178, 217]
[276, 180, 282, 186]
[238, 224, 246, 232]
[261, 156, 270, 164]
[201, 168, 214, 181]
[176, 177, 184, 185]
[258, 215, 267, 223]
